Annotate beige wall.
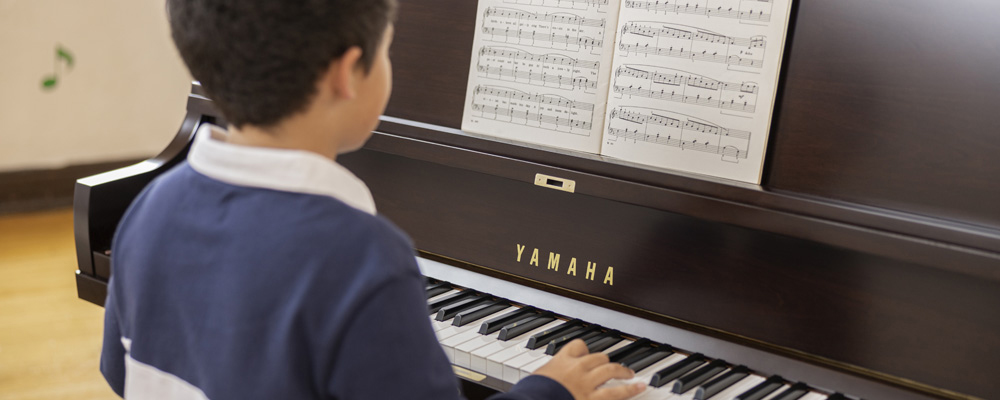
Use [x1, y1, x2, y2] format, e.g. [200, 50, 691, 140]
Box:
[0, 0, 192, 172]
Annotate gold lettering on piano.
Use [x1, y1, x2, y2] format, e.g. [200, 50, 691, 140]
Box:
[514, 246, 615, 286]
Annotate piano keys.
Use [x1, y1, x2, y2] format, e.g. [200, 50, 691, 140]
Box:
[420, 258, 851, 400]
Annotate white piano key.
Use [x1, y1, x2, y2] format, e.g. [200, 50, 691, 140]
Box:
[799, 393, 829, 400]
[441, 329, 485, 362]
[432, 318, 455, 333]
[428, 289, 459, 303]
[705, 375, 766, 400]
[455, 330, 503, 370]
[519, 354, 553, 380]
[503, 347, 550, 383]
[435, 322, 484, 355]
[482, 320, 563, 378]
[440, 306, 517, 360]
[601, 339, 635, 356]
[428, 290, 461, 332]
[760, 385, 792, 400]
[606, 353, 687, 400]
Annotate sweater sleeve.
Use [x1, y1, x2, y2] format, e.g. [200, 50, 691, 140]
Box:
[100, 277, 126, 398]
[324, 258, 464, 399]
[322, 226, 573, 400]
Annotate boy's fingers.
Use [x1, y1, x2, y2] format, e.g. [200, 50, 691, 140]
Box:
[588, 362, 635, 383]
[578, 352, 611, 370]
[558, 339, 589, 358]
[592, 382, 647, 400]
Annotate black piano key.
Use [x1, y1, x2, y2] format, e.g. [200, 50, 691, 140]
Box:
[625, 347, 674, 373]
[497, 313, 556, 341]
[825, 393, 848, 400]
[479, 306, 538, 335]
[585, 332, 623, 353]
[575, 329, 605, 343]
[650, 353, 707, 388]
[694, 365, 750, 400]
[452, 300, 511, 327]
[435, 295, 491, 321]
[735, 375, 785, 400]
[525, 319, 585, 350]
[769, 382, 810, 400]
[607, 338, 652, 363]
[672, 359, 729, 394]
[425, 282, 452, 299]
[428, 290, 479, 314]
[545, 326, 603, 355]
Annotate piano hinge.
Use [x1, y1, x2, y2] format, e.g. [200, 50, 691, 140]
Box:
[534, 173, 576, 193]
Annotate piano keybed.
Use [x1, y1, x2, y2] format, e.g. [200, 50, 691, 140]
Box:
[422, 268, 852, 400]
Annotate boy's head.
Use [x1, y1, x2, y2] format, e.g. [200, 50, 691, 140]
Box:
[167, 0, 397, 147]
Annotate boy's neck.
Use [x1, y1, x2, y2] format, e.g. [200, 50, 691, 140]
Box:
[223, 113, 344, 161]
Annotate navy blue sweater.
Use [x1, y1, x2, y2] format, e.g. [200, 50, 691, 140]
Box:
[101, 163, 572, 400]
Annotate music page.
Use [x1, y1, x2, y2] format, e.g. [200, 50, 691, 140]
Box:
[462, 0, 623, 154]
[600, 0, 793, 184]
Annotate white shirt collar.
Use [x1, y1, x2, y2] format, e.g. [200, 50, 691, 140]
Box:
[187, 124, 377, 215]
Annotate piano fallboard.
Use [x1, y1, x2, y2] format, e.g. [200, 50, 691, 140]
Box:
[339, 124, 1000, 400]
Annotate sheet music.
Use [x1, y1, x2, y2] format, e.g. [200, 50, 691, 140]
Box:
[462, 0, 622, 153]
[601, 0, 793, 183]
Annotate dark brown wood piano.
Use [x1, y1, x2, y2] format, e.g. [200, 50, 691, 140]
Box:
[74, 1, 1000, 399]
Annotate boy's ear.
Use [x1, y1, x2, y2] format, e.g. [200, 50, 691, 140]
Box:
[325, 47, 364, 101]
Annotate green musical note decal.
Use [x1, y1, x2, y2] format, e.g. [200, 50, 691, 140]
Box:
[41, 45, 74, 91]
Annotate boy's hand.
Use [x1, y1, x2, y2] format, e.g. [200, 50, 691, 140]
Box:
[532, 339, 647, 400]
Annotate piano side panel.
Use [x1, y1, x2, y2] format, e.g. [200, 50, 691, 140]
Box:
[383, 0, 1000, 230]
[341, 147, 1000, 400]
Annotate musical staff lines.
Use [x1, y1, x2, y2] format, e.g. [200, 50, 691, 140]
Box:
[471, 85, 596, 135]
[624, 0, 773, 23]
[613, 64, 758, 113]
[477, 46, 600, 92]
[504, 0, 611, 13]
[607, 106, 750, 161]
[483, 7, 607, 53]
[618, 21, 766, 68]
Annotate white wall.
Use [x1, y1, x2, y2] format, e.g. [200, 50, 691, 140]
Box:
[0, 0, 192, 172]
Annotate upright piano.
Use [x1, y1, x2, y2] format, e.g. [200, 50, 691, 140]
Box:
[74, 1, 1000, 399]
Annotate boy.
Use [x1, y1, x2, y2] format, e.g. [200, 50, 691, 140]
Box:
[100, 1, 647, 399]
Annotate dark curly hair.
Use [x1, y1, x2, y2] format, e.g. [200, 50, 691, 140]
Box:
[167, 0, 397, 129]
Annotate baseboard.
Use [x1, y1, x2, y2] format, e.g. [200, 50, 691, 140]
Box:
[0, 159, 144, 215]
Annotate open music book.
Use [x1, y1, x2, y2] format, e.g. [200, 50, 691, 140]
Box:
[461, 0, 794, 184]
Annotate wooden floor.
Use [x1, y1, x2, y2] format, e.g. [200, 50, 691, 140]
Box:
[0, 209, 118, 399]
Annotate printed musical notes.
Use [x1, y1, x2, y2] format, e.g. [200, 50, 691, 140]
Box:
[613, 65, 759, 113]
[472, 85, 595, 134]
[505, 0, 612, 13]
[601, 0, 793, 183]
[477, 47, 600, 92]
[607, 107, 751, 162]
[464, 0, 620, 153]
[482, 8, 606, 53]
[462, 0, 794, 182]
[623, 0, 773, 23]
[618, 22, 766, 69]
